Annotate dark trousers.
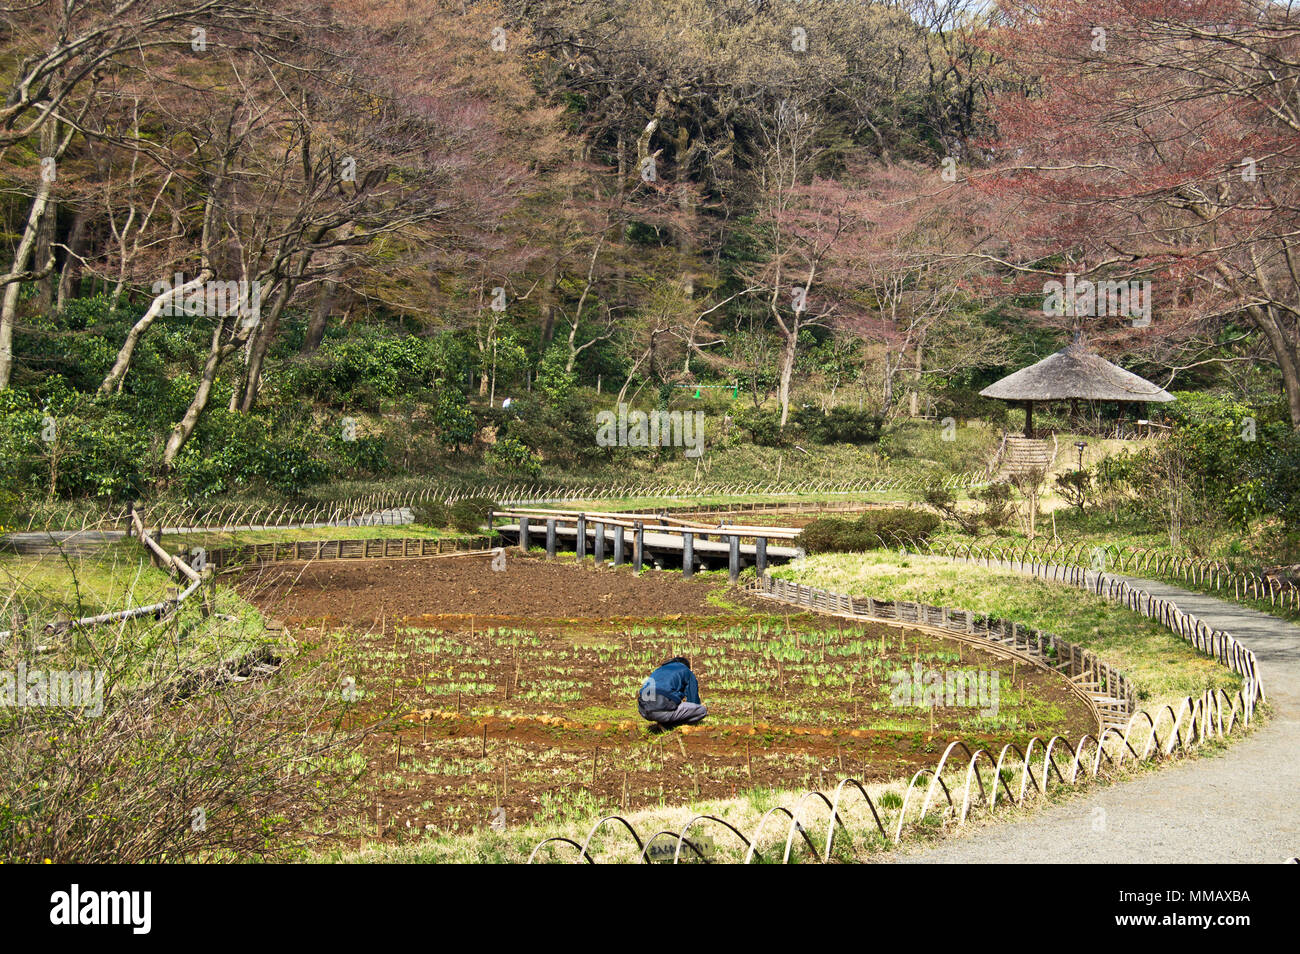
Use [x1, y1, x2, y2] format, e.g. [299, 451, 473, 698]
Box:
[639, 699, 708, 727]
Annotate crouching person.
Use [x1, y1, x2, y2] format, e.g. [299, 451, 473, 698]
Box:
[638, 656, 708, 729]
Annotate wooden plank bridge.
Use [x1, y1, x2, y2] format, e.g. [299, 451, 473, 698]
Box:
[490, 508, 803, 581]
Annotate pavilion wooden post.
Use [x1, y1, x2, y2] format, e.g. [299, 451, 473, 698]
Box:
[1024, 400, 1035, 438]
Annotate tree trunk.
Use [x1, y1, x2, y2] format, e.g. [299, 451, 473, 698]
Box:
[56, 210, 89, 314]
[301, 280, 336, 354]
[236, 282, 291, 412]
[539, 272, 558, 346]
[908, 338, 923, 417]
[777, 330, 797, 427]
[1248, 303, 1300, 429]
[0, 175, 56, 389]
[32, 195, 56, 317]
[164, 320, 230, 467]
[99, 270, 213, 395]
[565, 317, 580, 374]
[881, 354, 896, 415]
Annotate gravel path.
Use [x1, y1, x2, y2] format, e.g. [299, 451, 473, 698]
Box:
[896, 572, 1299, 863]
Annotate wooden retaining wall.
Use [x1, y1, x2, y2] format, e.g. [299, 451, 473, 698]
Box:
[206, 535, 494, 571]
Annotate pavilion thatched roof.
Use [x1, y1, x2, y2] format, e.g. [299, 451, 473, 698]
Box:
[979, 338, 1174, 404]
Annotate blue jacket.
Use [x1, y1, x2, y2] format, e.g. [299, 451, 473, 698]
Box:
[640, 659, 700, 710]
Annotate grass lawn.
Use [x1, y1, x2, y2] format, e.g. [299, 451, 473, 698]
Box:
[0, 546, 272, 672]
[328, 781, 906, 864]
[771, 552, 1242, 710]
[928, 504, 1300, 623]
[163, 523, 461, 551]
[0, 543, 175, 618]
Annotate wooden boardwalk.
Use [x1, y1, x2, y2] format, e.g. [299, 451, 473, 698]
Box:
[492, 508, 802, 579]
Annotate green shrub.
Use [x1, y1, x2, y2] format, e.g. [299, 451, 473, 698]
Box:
[797, 509, 939, 554]
[329, 424, 390, 475]
[0, 389, 152, 500]
[485, 435, 542, 479]
[448, 496, 496, 533]
[736, 404, 882, 447]
[506, 389, 605, 467]
[790, 405, 882, 444]
[932, 388, 1008, 425]
[279, 328, 464, 410]
[431, 384, 476, 452]
[1055, 469, 1090, 512]
[0, 486, 21, 531]
[534, 346, 577, 404]
[976, 482, 1014, 529]
[171, 410, 328, 498]
[736, 406, 786, 446]
[412, 500, 450, 528]
[1092, 393, 1299, 530]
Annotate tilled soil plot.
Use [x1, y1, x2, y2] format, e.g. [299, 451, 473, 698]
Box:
[239, 553, 747, 623]
[235, 554, 1096, 846]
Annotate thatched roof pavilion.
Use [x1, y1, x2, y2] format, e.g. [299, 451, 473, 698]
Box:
[980, 336, 1174, 437]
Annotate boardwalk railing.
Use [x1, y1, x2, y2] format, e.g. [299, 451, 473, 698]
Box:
[657, 499, 901, 517]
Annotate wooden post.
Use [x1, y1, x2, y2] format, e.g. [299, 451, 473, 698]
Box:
[576, 514, 586, 559]
[518, 515, 530, 552]
[162, 586, 179, 617]
[11, 611, 29, 655]
[1024, 400, 1035, 439]
[614, 525, 625, 565]
[545, 518, 557, 558]
[682, 532, 694, 578]
[728, 534, 740, 582]
[593, 521, 605, 563]
[633, 521, 644, 575]
[162, 585, 180, 640]
[200, 567, 215, 619]
[755, 536, 767, 577]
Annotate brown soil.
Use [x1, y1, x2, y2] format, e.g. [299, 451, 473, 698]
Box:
[237, 553, 745, 624]
[235, 554, 1095, 846]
